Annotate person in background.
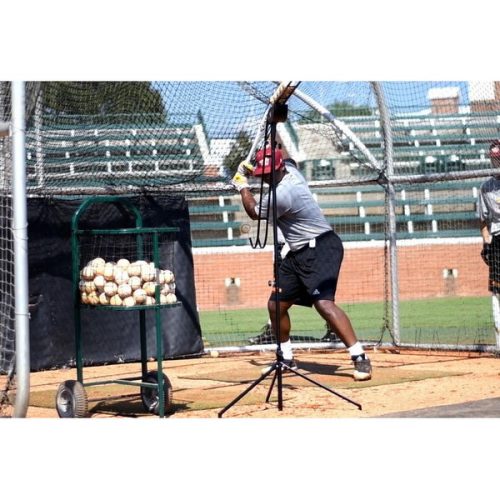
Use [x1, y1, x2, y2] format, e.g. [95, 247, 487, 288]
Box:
[478, 139, 500, 354]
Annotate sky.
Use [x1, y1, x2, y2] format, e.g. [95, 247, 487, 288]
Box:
[154, 80, 476, 140]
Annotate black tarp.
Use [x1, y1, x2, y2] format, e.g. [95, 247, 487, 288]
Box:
[27, 194, 204, 371]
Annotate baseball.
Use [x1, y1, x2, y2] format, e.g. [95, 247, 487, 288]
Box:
[240, 222, 252, 234]
[93, 274, 106, 291]
[110, 295, 123, 306]
[116, 258, 130, 269]
[133, 288, 147, 304]
[91, 258, 106, 275]
[78, 280, 86, 293]
[99, 292, 109, 305]
[117, 283, 132, 298]
[84, 280, 96, 294]
[104, 281, 118, 297]
[142, 281, 156, 296]
[103, 262, 115, 281]
[141, 263, 156, 282]
[81, 265, 94, 280]
[129, 275, 142, 290]
[159, 269, 174, 284]
[87, 291, 100, 306]
[164, 292, 177, 304]
[113, 268, 129, 285]
[127, 261, 142, 277]
[144, 296, 156, 306]
[210, 350, 220, 358]
[122, 296, 136, 307]
[80, 292, 89, 304]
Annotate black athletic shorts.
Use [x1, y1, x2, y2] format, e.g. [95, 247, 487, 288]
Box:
[270, 230, 344, 306]
[488, 235, 500, 293]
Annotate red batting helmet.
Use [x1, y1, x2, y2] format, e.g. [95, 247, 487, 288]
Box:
[253, 147, 284, 176]
[490, 140, 500, 159]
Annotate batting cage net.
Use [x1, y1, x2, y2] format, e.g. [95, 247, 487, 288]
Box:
[2, 80, 500, 413]
[0, 82, 15, 415]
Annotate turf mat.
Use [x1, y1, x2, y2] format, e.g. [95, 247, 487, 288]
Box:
[29, 383, 281, 416]
[179, 359, 466, 390]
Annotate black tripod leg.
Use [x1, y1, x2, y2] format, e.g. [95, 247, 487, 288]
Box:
[277, 362, 283, 410]
[218, 364, 278, 418]
[285, 366, 362, 410]
[265, 366, 278, 402]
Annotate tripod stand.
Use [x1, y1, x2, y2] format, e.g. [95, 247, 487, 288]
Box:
[218, 104, 362, 417]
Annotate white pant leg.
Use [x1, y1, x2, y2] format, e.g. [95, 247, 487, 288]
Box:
[491, 293, 500, 348]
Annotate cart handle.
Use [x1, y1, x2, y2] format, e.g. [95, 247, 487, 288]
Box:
[71, 195, 143, 232]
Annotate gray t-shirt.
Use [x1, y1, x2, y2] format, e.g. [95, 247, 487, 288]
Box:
[256, 165, 332, 251]
[478, 177, 500, 236]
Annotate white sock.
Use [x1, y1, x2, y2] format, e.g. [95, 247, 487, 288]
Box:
[348, 341, 365, 359]
[280, 340, 293, 360]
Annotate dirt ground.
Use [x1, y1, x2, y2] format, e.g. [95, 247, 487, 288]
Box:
[14, 346, 500, 419]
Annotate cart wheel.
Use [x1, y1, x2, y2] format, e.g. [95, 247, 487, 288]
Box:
[140, 370, 173, 415]
[55, 380, 88, 418]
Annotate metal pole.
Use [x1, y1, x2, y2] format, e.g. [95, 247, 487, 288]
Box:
[371, 82, 401, 345]
[12, 81, 30, 417]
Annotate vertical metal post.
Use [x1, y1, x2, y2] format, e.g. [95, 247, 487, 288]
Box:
[153, 231, 165, 417]
[71, 230, 84, 383]
[12, 81, 30, 417]
[371, 82, 401, 345]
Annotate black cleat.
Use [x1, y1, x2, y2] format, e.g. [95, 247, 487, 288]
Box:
[352, 355, 372, 381]
[321, 323, 341, 342]
[248, 324, 276, 345]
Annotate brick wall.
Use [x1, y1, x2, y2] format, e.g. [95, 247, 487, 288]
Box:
[192, 241, 489, 311]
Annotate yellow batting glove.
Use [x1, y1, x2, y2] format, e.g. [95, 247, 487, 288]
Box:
[231, 172, 250, 192]
[237, 161, 254, 176]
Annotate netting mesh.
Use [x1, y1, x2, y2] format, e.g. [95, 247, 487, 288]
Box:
[384, 81, 498, 175]
[25, 81, 381, 195]
[0, 82, 15, 414]
[1, 81, 499, 405]
[378, 81, 498, 348]
[77, 230, 177, 308]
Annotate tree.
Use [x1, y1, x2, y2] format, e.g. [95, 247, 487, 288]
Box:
[40, 82, 166, 124]
[298, 100, 373, 123]
[223, 130, 253, 176]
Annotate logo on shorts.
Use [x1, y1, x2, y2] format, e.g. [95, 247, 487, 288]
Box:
[312, 289, 320, 295]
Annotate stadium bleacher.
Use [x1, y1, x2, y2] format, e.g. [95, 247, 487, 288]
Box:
[183, 178, 483, 247]
[186, 195, 247, 247]
[25, 122, 204, 181]
[24, 109, 497, 248]
[309, 179, 481, 242]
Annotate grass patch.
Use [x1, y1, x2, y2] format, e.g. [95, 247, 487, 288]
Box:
[199, 296, 494, 346]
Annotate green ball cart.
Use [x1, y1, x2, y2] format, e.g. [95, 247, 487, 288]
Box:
[55, 196, 181, 418]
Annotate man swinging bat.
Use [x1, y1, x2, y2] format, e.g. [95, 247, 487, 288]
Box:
[231, 146, 372, 380]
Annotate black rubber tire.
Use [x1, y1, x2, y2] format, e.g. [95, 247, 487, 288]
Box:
[55, 380, 88, 418]
[140, 370, 173, 415]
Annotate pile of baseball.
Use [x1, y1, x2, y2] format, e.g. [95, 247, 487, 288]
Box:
[79, 257, 177, 307]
